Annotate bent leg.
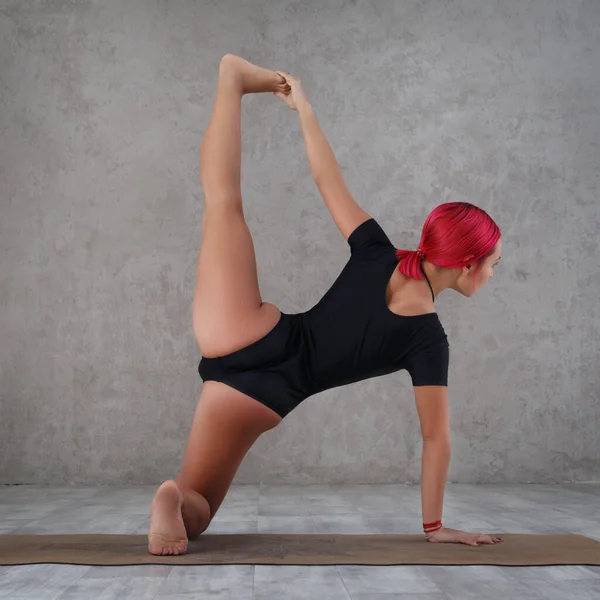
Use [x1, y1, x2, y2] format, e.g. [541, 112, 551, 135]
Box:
[177, 381, 281, 522]
[148, 381, 281, 554]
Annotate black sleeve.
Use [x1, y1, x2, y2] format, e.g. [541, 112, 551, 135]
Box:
[347, 217, 395, 258]
[405, 339, 450, 387]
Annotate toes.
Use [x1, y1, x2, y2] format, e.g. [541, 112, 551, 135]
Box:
[149, 541, 186, 556]
[274, 71, 290, 87]
[274, 77, 290, 92]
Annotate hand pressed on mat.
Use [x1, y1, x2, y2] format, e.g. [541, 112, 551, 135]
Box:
[426, 527, 503, 546]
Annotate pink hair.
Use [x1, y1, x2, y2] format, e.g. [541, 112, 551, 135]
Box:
[396, 202, 501, 284]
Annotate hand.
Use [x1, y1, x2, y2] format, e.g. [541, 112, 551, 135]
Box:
[426, 527, 503, 547]
[273, 71, 309, 111]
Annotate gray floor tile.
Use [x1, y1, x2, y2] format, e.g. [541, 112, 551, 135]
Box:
[57, 576, 165, 600]
[0, 504, 64, 521]
[81, 565, 173, 579]
[257, 515, 319, 534]
[253, 565, 351, 599]
[135, 516, 152, 535]
[444, 582, 548, 600]
[337, 565, 442, 595]
[424, 516, 498, 534]
[301, 486, 406, 516]
[210, 486, 259, 521]
[300, 493, 358, 515]
[560, 484, 600, 496]
[0, 519, 36, 534]
[518, 579, 600, 600]
[204, 519, 258, 534]
[258, 486, 311, 517]
[13, 513, 148, 535]
[419, 564, 520, 586]
[155, 565, 254, 599]
[518, 565, 600, 581]
[0, 564, 91, 600]
[312, 514, 421, 534]
[350, 595, 451, 600]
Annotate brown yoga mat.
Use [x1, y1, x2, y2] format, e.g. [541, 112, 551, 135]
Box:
[1, 533, 600, 566]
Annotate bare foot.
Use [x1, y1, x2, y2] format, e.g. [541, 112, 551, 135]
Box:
[148, 480, 188, 556]
[219, 53, 290, 95]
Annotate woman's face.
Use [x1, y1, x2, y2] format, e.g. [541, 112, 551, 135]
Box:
[456, 239, 502, 297]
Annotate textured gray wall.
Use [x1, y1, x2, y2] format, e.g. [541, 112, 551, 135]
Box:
[1, 0, 599, 485]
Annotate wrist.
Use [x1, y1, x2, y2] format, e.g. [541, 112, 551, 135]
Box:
[423, 519, 443, 537]
[296, 99, 313, 115]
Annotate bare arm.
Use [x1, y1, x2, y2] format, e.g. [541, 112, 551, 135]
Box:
[414, 386, 451, 528]
[296, 99, 371, 240]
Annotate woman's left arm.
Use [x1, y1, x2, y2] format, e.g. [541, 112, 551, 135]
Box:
[296, 100, 371, 241]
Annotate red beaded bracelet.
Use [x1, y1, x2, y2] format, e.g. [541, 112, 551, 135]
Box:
[423, 519, 443, 534]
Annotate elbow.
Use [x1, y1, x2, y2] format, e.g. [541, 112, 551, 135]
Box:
[313, 164, 343, 187]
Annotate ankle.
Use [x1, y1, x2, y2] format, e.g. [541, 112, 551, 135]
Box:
[180, 488, 211, 538]
[218, 59, 244, 93]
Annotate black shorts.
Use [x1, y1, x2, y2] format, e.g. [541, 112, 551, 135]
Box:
[198, 312, 311, 419]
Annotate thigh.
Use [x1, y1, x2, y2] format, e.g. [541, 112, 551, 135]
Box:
[177, 381, 281, 520]
[193, 205, 278, 357]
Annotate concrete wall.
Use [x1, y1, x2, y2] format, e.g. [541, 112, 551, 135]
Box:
[1, 0, 599, 484]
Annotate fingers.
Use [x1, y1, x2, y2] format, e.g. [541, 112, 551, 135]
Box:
[463, 537, 479, 546]
[277, 70, 298, 85]
[478, 535, 502, 545]
[465, 534, 500, 546]
[485, 535, 502, 544]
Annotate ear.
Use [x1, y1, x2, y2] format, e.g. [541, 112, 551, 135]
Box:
[463, 255, 477, 273]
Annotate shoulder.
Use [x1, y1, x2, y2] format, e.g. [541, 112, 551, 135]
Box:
[404, 317, 450, 387]
[407, 316, 450, 361]
[347, 217, 395, 257]
[412, 314, 449, 345]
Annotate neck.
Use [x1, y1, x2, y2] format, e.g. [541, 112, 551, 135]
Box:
[421, 261, 456, 299]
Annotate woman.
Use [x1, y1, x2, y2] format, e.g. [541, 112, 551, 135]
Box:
[148, 54, 503, 556]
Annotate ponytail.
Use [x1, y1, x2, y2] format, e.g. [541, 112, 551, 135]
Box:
[396, 202, 501, 284]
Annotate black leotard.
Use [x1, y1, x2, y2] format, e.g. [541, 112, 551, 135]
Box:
[199, 217, 449, 418]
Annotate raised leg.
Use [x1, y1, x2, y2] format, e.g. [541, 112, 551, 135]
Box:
[192, 54, 290, 358]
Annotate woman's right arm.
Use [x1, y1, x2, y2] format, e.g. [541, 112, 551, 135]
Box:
[414, 385, 452, 531]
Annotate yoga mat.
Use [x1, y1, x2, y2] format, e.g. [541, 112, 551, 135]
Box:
[1, 534, 600, 566]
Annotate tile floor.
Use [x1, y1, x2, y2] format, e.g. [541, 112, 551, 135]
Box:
[1, 483, 599, 599]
